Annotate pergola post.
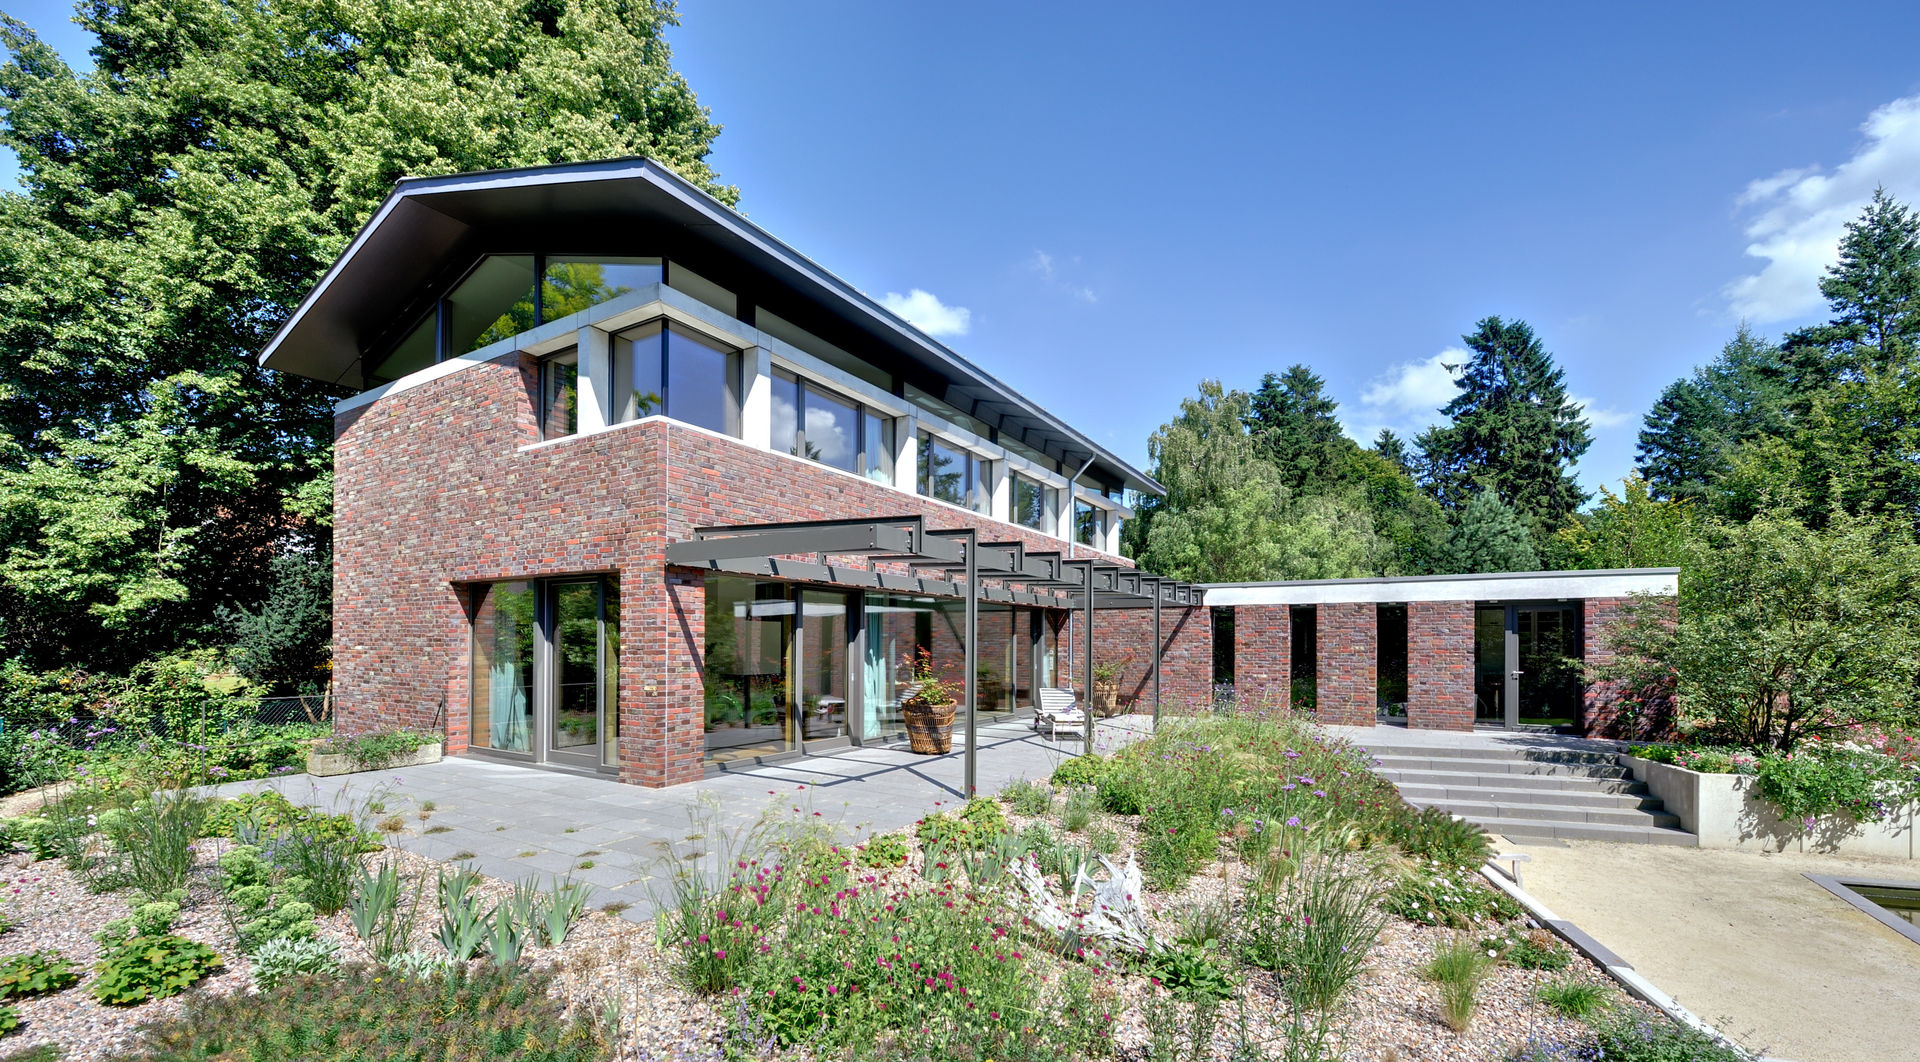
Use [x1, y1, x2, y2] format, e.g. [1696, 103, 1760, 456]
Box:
[1152, 582, 1163, 726]
[1078, 560, 1095, 758]
[962, 529, 978, 796]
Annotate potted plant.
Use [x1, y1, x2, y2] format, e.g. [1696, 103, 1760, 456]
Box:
[900, 648, 958, 755]
[1091, 658, 1127, 718]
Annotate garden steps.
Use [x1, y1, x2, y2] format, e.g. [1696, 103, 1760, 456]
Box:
[1369, 744, 1699, 847]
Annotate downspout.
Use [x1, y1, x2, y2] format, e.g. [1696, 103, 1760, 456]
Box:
[1064, 453, 1097, 725]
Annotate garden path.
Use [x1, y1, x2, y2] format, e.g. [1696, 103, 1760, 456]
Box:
[212, 715, 1152, 924]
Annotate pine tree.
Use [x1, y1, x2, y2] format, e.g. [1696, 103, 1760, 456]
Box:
[1416, 316, 1592, 533]
[1371, 429, 1412, 474]
[1443, 492, 1540, 574]
[1245, 365, 1354, 491]
[1637, 325, 1791, 506]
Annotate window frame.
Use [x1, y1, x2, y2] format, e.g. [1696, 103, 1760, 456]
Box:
[612, 318, 743, 437]
[775, 368, 896, 484]
[918, 430, 994, 514]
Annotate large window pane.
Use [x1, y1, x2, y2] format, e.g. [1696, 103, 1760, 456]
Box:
[1075, 500, 1104, 546]
[470, 581, 535, 753]
[602, 582, 620, 765]
[803, 385, 859, 472]
[551, 581, 601, 755]
[798, 591, 849, 740]
[541, 349, 578, 439]
[863, 411, 894, 484]
[922, 434, 967, 506]
[1291, 605, 1318, 711]
[370, 311, 436, 384]
[1013, 474, 1049, 530]
[863, 593, 932, 739]
[771, 371, 801, 456]
[613, 324, 665, 424]
[448, 255, 536, 355]
[666, 327, 738, 435]
[704, 577, 793, 764]
[541, 257, 662, 322]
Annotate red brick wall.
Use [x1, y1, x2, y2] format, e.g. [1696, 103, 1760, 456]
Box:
[1315, 603, 1375, 726]
[1231, 605, 1290, 708]
[1582, 595, 1676, 739]
[333, 349, 1128, 788]
[1408, 600, 1474, 731]
[1081, 606, 1213, 714]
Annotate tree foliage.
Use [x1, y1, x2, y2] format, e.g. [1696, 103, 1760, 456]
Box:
[1546, 476, 1694, 571]
[1637, 325, 1791, 508]
[0, 0, 729, 680]
[1415, 316, 1592, 534]
[1441, 492, 1538, 574]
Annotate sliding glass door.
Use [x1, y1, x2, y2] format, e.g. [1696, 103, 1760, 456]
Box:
[470, 577, 619, 769]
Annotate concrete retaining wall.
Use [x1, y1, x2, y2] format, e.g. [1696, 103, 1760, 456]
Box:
[1626, 755, 1917, 859]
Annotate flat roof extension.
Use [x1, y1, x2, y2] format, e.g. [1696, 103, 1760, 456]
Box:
[1202, 568, 1679, 606]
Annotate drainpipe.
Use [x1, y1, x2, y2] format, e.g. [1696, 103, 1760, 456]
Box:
[1064, 452, 1097, 737]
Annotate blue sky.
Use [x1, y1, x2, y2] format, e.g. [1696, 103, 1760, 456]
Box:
[7, 2, 1920, 496]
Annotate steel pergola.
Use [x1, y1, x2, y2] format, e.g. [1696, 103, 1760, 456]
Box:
[663, 516, 1202, 794]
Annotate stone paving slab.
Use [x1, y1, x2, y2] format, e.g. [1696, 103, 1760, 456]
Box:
[213, 716, 1152, 924]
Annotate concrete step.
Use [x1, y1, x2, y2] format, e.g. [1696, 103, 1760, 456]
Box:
[1468, 815, 1699, 846]
[1372, 754, 1631, 779]
[1379, 768, 1650, 795]
[1407, 796, 1681, 829]
[1393, 782, 1663, 811]
[1363, 743, 1624, 766]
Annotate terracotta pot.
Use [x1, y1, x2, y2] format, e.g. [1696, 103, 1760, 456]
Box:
[901, 700, 956, 754]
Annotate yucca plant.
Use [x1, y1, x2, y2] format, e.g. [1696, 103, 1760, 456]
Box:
[484, 905, 524, 968]
[437, 867, 491, 961]
[539, 878, 595, 947]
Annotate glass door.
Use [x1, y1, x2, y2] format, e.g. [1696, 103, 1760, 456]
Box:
[1475, 603, 1584, 728]
[797, 590, 851, 743]
[546, 581, 605, 767]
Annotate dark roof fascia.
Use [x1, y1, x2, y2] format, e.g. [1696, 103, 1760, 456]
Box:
[259, 157, 1162, 496]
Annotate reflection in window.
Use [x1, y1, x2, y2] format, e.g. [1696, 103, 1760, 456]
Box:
[540, 348, 578, 439]
[540, 257, 662, 322]
[370, 311, 437, 384]
[771, 371, 801, 456]
[803, 387, 859, 472]
[772, 372, 894, 483]
[1013, 474, 1051, 531]
[612, 321, 739, 435]
[704, 576, 794, 764]
[1075, 500, 1106, 546]
[863, 410, 894, 483]
[448, 255, 536, 355]
[919, 433, 990, 512]
[470, 581, 536, 753]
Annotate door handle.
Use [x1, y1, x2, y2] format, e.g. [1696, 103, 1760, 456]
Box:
[1509, 670, 1525, 679]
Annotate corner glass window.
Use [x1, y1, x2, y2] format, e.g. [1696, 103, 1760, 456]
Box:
[612, 321, 740, 436]
[540, 348, 579, 439]
[448, 255, 536, 355]
[771, 370, 801, 456]
[1075, 499, 1106, 546]
[541, 257, 662, 322]
[1013, 473, 1051, 531]
[369, 311, 437, 384]
[774, 373, 895, 483]
[803, 385, 860, 472]
[920, 433, 968, 507]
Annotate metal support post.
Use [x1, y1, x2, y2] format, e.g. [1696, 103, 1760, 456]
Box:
[963, 529, 978, 796]
[1152, 586, 1163, 726]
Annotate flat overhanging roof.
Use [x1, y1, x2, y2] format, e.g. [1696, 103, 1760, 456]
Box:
[261, 157, 1161, 496]
[1203, 567, 1680, 606]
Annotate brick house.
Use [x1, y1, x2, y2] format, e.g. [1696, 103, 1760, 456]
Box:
[261, 158, 1674, 790]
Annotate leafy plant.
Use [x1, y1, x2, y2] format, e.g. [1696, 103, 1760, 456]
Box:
[0, 1003, 17, 1036]
[1588, 1011, 1746, 1061]
[1060, 785, 1098, 832]
[1391, 805, 1493, 870]
[1383, 863, 1522, 928]
[1145, 940, 1237, 1002]
[313, 729, 438, 771]
[95, 900, 182, 950]
[90, 935, 223, 1005]
[268, 828, 364, 916]
[537, 878, 594, 948]
[104, 963, 609, 1060]
[1049, 754, 1106, 789]
[349, 859, 425, 962]
[0, 951, 78, 1000]
[215, 844, 318, 952]
[998, 778, 1054, 817]
[384, 950, 454, 981]
[859, 832, 909, 868]
[484, 905, 524, 968]
[437, 867, 491, 962]
[914, 798, 1008, 852]
[1424, 935, 1497, 1032]
[1536, 976, 1611, 1020]
[251, 936, 340, 991]
[1754, 745, 1917, 823]
[1486, 927, 1572, 970]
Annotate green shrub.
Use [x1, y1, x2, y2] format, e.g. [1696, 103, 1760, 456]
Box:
[914, 798, 1007, 852]
[1384, 864, 1522, 928]
[1391, 806, 1493, 871]
[202, 791, 376, 851]
[101, 964, 608, 1061]
[313, 730, 438, 771]
[1144, 941, 1236, 1002]
[90, 935, 223, 1005]
[217, 845, 318, 953]
[1755, 746, 1917, 823]
[250, 936, 340, 991]
[998, 777, 1053, 817]
[1485, 927, 1572, 971]
[1423, 935, 1496, 1032]
[0, 1003, 17, 1036]
[1, 819, 58, 862]
[1589, 1011, 1746, 1061]
[100, 790, 210, 900]
[1535, 976, 1611, 1020]
[1239, 856, 1386, 1011]
[859, 833, 909, 868]
[0, 950, 79, 999]
[1048, 754, 1106, 788]
[96, 901, 182, 950]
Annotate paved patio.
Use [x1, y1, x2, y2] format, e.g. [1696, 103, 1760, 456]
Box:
[219, 715, 1151, 923]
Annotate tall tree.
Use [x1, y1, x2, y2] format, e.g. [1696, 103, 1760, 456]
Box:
[1246, 365, 1353, 491]
[0, 0, 730, 673]
[1371, 429, 1412, 474]
[1441, 492, 1539, 574]
[1545, 476, 1694, 571]
[1416, 316, 1592, 533]
[1133, 381, 1290, 583]
[1637, 325, 1792, 507]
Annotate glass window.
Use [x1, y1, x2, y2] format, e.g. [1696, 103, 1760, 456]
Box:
[470, 582, 536, 753]
[863, 410, 894, 484]
[921, 432, 967, 506]
[370, 310, 437, 384]
[802, 384, 860, 473]
[1013, 473, 1050, 530]
[540, 348, 578, 439]
[612, 321, 739, 435]
[541, 257, 662, 322]
[447, 255, 536, 355]
[704, 577, 794, 764]
[770, 371, 801, 456]
[1291, 605, 1318, 711]
[665, 262, 738, 318]
[1377, 604, 1408, 720]
[798, 590, 850, 740]
[1211, 606, 1236, 689]
[1075, 500, 1106, 546]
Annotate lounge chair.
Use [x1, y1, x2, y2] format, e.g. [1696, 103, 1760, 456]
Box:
[1033, 687, 1086, 741]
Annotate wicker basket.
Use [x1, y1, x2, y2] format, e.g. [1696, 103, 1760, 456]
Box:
[901, 699, 957, 755]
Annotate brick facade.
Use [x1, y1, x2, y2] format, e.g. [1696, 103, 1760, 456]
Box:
[1581, 595, 1676, 739]
[333, 349, 1130, 788]
[1231, 605, 1290, 708]
[1070, 606, 1214, 714]
[1315, 603, 1376, 726]
[1407, 600, 1474, 731]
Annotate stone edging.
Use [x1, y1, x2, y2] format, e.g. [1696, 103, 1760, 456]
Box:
[1476, 863, 1781, 1062]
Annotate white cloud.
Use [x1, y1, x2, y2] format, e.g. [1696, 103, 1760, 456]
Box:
[1337, 349, 1465, 443]
[880, 288, 971, 337]
[1724, 93, 1920, 322]
[1027, 249, 1097, 303]
[1572, 395, 1631, 429]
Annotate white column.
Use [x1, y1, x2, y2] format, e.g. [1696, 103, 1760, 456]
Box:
[1103, 511, 1123, 555]
[895, 414, 919, 493]
[990, 463, 1011, 523]
[576, 326, 612, 432]
[741, 346, 772, 450]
